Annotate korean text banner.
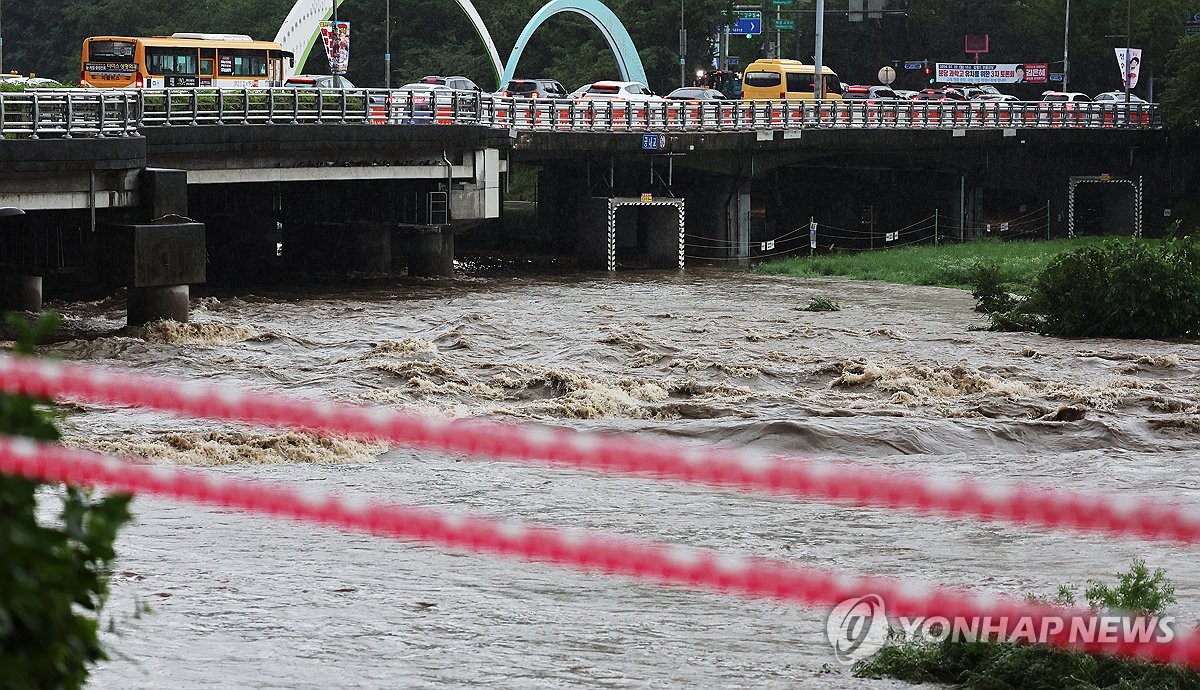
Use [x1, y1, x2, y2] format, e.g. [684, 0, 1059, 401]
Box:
[935, 63, 1048, 84]
[1115, 48, 1142, 89]
[319, 21, 351, 75]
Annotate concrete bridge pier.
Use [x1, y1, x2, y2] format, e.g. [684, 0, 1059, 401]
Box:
[683, 174, 750, 267]
[402, 224, 454, 277]
[100, 169, 207, 325]
[0, 274, 43, 313]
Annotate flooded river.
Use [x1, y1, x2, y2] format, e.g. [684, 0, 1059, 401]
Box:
[37, 267, 1200, 688]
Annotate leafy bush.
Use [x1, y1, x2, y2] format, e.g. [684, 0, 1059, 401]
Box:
[975, 235, 1200, 338]
[0, 313, 132, 690]
[854, 559, 1197, 689]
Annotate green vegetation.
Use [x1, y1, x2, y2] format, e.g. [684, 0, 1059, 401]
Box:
[757, 238, 1100, 290]
[1015, 234, 1200, 337]
[799, 296, 841, 312]
[1161, 35, 1200, 129]
[854, 559, 1198, 690]
[0, 313, 132, 690]
[759, 232, 1200, 338]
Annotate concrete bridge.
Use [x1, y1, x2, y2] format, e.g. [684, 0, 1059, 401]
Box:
[0, 88, 1188, 325]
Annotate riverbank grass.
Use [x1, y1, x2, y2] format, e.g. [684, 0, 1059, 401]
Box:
[756, 238, 1104, 290]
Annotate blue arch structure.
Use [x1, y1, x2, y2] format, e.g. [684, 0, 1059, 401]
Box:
[500, 0, 648, 87]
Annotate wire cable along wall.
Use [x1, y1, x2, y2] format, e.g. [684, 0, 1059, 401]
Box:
[2, 355, 1200, 666]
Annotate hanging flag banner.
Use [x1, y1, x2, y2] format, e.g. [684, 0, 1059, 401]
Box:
[935, 63, 1048, 84]
[1115, 48, 1142, 89]
[319, 20, 351, 74]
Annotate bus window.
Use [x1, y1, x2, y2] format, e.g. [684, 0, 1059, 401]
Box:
[88, 40, 134, 62]
[146, 47, 198, 76]
[199, 48, 215, 76]
[219, 49, 268, 77]
[824, 76, 843, 95]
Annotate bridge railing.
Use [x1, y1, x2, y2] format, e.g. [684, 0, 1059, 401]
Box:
[0, 89, 1162, 137]
[484, 96, 1160, 132]
[0, 90, 139, 138]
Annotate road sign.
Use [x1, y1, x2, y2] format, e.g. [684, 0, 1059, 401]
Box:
[641, 134, 664, 150]
[774, 18, 795, 30]
[730, 10, 762, 35]
[878, 66, 896, 85]
[771, 0, 794, 5]
[727, 56, 740, 65]
[1049, 72, 1064, 81]
[1188, 25, 1200, 36]
[903, 61, 924, 70]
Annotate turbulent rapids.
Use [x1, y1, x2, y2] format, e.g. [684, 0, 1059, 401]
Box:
[32, 268, 1199, 688]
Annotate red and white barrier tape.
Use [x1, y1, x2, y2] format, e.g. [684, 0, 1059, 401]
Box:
[1, 436, 1197, 666]
[1, 355, 1199, 544]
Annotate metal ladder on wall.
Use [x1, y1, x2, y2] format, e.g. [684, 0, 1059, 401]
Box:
[427, 191, 449, 226]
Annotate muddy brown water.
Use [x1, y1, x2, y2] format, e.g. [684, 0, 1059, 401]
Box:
[34, 268, 1200, 688]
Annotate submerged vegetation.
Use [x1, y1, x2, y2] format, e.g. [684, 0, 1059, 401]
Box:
[854, 559, 1199, 689]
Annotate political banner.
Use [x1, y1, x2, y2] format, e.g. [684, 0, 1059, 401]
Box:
[319, 21, 351, 75]
[1115, 48, 1142, 89]
[935, 62, 1048, 84]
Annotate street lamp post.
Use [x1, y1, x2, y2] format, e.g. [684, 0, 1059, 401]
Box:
[1123, 0, 1131, 106]
[678, 0, 685, 88]
[385, 0, 391, 88]
[814, 0, 825, 99]
[1062, 0, 1070, 92]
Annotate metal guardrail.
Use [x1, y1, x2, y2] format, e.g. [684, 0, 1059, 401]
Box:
[0, 90, 139, 138]
[0, 88, 1162, 138]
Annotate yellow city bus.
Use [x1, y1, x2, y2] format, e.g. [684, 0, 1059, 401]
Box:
[741, 59, 843, 100]
[81, 33, 293, 88]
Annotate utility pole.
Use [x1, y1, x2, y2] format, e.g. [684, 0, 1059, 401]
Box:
[0, 0, 5, 75]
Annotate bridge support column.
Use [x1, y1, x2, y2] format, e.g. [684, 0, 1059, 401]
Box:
[684, 175, 750, 266]
[403, 225, 454, 277]
[0, 274, 42, 312]
[99, 220, 206, 326]
[128, 285, 189, 325]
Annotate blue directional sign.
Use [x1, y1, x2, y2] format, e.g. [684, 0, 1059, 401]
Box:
[641, 134, 661, 150]
[903, 61, 924, 70]
[730, 11, 762, 35]
[1049, 73, 1064, 82]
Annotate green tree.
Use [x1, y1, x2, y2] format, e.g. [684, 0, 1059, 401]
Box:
[0, 313, 133, 689]
[1160, 34, 1200, 128]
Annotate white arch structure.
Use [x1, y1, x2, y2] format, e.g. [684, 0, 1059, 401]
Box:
[275, 0, 645, 89]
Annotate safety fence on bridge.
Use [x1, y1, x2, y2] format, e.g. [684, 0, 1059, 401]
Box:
[0, 88, 1162, 139]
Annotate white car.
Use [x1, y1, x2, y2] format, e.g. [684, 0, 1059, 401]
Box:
[974, 93, 1018, 102]
[576, 80, 664, 102]
[1040, 91, 1091, 103]
[1092, 91, 1148, 104]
